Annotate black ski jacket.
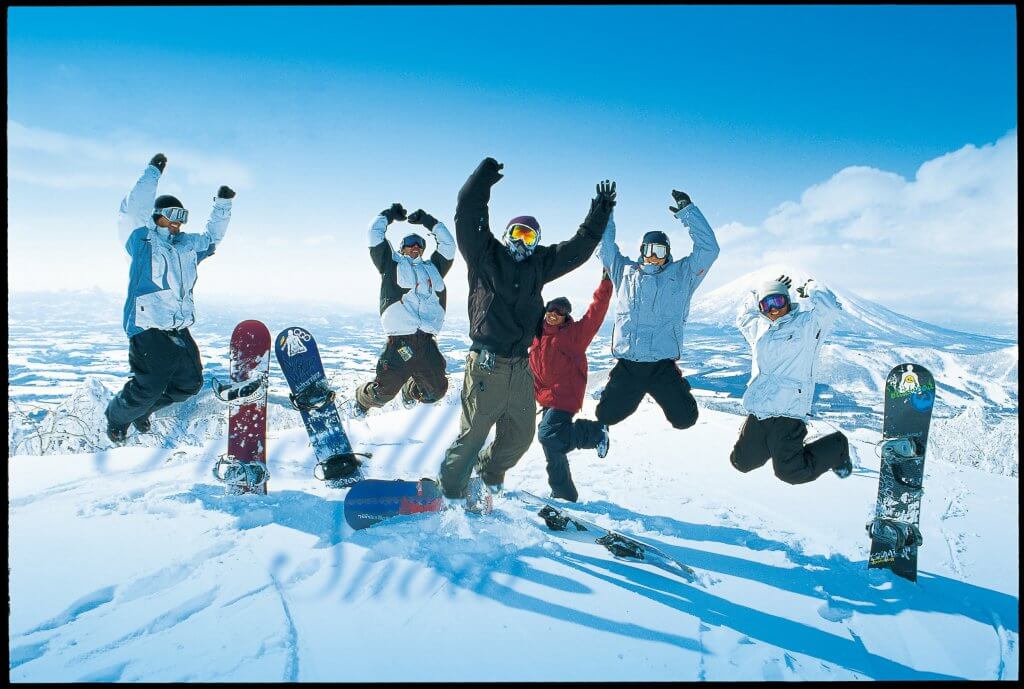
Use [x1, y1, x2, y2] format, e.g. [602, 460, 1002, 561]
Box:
[456, 167, 611, 358]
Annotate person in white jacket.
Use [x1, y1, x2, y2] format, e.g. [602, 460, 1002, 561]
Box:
[105, 153, 234, 444]
[353, 203, 456, 416]
[730, 275, 853, 483]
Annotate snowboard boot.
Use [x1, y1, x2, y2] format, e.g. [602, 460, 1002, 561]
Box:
[132, 416, 152, 434]
[464, 477, 494, 515]
[105, 411, 128, 445]
[596, 424, 610, 459]
[400, 379, 419, 410]
[831, 433, 853, 478]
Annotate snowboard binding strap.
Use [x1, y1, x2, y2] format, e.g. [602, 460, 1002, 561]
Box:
[211, 375, 267, 405]
[313, 452, 370, 482]
[596, 533, 646, 560]
[866, 518, 923, 549]
[212, 455, 269, 493]
[289, 386, 336, 412]
[538, 505, 587, 532]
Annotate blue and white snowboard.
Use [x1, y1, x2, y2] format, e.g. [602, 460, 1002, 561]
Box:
[275, 326, 364, 486]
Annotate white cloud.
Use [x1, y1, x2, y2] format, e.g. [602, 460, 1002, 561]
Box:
[709, 130, 1018, 334]
[7, 120, 253, 190]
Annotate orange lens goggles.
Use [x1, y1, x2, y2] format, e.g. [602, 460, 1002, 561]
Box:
[509, 224, 539, 246]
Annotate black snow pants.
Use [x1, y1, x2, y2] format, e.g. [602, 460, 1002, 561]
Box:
[595, 359, 699, 429]
[537, 407, 604, 502]
[105, 328, 204, 429]
[729, 415, 849, 484]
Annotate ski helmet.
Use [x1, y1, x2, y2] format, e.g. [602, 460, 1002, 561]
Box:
[640, 230, 671, 261]
[400, 233, 426, 251]
[504, 216, 541, 262]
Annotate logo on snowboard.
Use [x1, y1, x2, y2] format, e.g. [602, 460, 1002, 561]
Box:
[281, 328, 311, 357]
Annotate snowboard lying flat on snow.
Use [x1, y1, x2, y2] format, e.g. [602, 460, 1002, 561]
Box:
[867, 362, 936, 582]
[216, 320, 271, 495]
[343, 477, 492, 530]
[274, 326, 363, 486]
[518, 491, 698, 583]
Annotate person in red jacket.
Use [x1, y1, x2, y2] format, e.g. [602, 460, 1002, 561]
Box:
[529, 272, 613, 501]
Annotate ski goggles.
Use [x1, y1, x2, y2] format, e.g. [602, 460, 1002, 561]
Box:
[401, 235, 426, 250]
[156, 207, 189, 224]
[508, 224, 539, 247]
[758, 293, 790, 313]
[641, 243, 669, 259]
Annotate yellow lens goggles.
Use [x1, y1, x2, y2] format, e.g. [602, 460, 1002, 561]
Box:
[509, 224, 539, 247]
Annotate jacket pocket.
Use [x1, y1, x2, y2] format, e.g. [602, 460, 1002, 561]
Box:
[135, 290, 179, 330]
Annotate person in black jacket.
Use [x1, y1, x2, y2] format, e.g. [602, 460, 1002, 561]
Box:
[438, 157, 615, 506]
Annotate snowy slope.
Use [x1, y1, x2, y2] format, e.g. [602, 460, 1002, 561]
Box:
[8, 392, 1019, 681]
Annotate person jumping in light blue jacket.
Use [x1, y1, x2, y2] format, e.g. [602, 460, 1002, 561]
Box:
[595, 188, 720, 448]
[105, 153, 235, 444]
[730, 275, 853, 483]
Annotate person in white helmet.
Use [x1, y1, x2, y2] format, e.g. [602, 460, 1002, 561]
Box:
[731, 275, 853, 483]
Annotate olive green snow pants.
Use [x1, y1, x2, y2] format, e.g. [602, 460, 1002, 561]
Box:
[439, 351, 536, 498]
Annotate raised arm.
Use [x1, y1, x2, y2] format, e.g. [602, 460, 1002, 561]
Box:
[797, 279, 842, 338]
[572, 274, 614, 348]
[192, 186, 235, 262]
[408, 209, 456, 277]
[455, 157, 504, 264]
[541, 180, 615, 283]
[671, 197, 720, 291]
[118, 155, 164, 246]
[597, 210, 628, 288]
[368, 203, 406, 274]
[735, 290, 766, 345]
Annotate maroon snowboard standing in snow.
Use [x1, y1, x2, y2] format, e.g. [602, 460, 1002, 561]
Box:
[212, 320, 271, 495]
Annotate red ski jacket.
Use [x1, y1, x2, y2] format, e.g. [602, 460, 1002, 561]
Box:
[529, 278, 613, 414]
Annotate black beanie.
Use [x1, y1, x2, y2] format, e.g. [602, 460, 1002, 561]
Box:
[545, 297, 572, 315]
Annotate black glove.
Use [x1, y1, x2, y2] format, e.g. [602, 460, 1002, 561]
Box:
[595, 179, 617, 212]
[471, 157, 504, 188]
[150, 153, 167, 173]
[583, 195, 612, 233]
[601, 267, 611, 281]
[796, 279, 814, 298]
[669, 189, 691, 213]
[381, 203, 408, 223]
[776, 274, 793, 289]
[407, 209, 438, 230]
[216, 185, 236, 199]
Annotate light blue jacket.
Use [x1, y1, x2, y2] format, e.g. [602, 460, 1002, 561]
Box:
[735, 282, 841, 420]
[598, 205, 720, 362]
[120, 164, 232, 338]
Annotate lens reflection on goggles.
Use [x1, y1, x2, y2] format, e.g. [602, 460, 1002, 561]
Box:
[158, 207, 189, 224]
[642, 243, 668, 259]
[509, 225, 539, 246]
[402, 237, 425, 249]
[759, 294, 789, 312]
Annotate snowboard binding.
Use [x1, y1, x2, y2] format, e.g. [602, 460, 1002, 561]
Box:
[596, 533, 647, 560]
[313, 452, 370, 487]
[212, 454, 269, 494]
[289, 384, 337, 413]
[881, 437, 925, 491]
[866, 518, 923, 550]
[538, 505, 585, 532]
[211, 374, 268, 405]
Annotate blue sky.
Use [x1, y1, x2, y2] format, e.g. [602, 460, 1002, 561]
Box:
[7, 6, 1018, 335]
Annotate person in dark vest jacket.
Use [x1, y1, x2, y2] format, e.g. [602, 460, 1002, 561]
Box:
[530, 272, 613, 501]
[438, 157, 615, 508]
[352, 203, 455, 416]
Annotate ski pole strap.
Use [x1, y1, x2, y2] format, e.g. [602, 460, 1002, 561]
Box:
[289, 386, 336, 412]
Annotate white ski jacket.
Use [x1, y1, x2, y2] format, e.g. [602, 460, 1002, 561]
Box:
[368, 214, 456, 336]
[119, 164, 232, 338]
[735, 281, 841, 420]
